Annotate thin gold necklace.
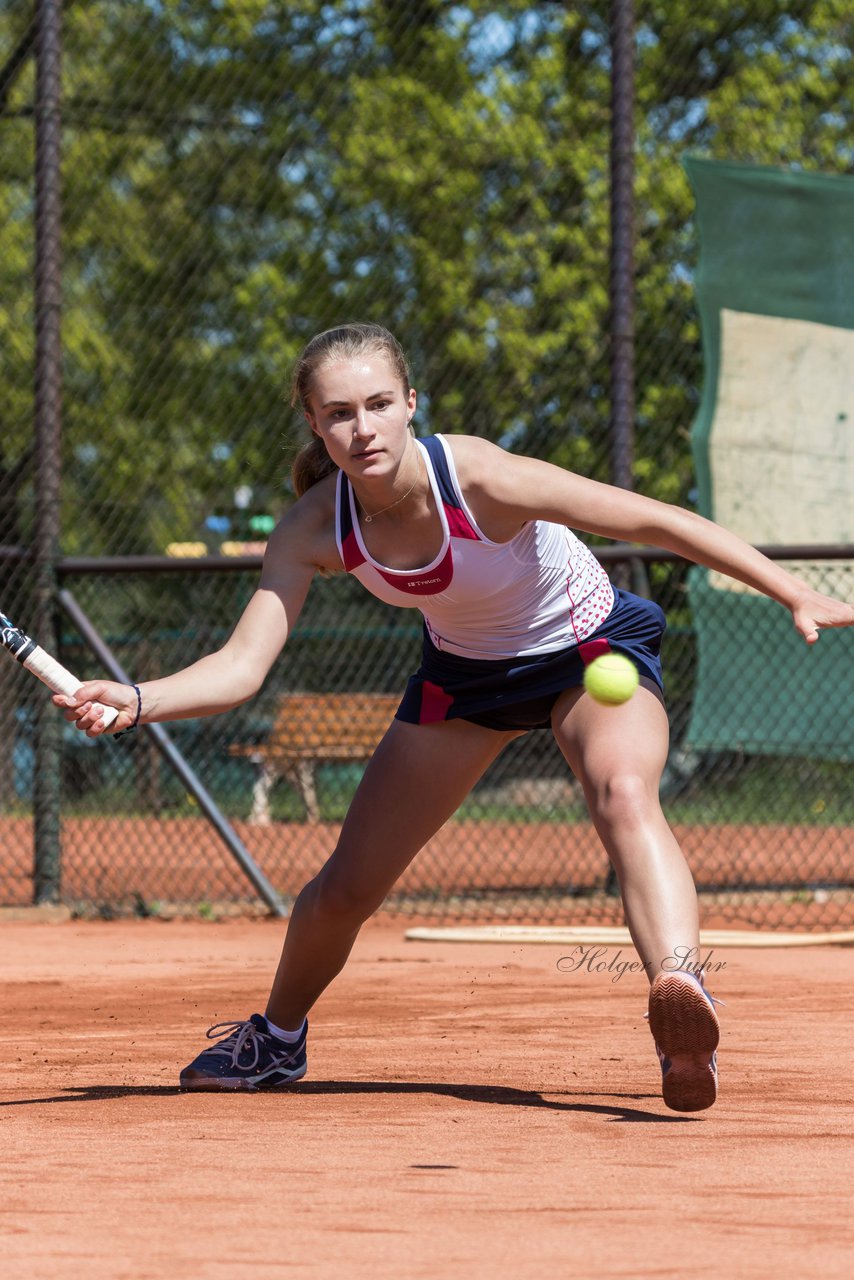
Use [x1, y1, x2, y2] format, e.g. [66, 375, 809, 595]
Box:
[357, 448, 421, 524]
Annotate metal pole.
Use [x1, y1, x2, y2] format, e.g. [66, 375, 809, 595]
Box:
[58, 590, 288, 918]
[607, 0, 637, 893]
[609, 0, 636, 494]
[32, 0, 64, 903]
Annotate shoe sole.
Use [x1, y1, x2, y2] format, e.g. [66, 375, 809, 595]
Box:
[648, 974, 719, 1113]
[178, 1062, 308, 1093]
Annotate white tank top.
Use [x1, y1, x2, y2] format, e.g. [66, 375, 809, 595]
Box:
[335, 434, 615, 659]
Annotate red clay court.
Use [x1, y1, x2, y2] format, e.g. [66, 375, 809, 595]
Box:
[3, 914, 853, 1279]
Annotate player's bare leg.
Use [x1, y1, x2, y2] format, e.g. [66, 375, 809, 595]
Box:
[551, 680, 700, 977]
[181, 716, 514, 1090]
[551, 682, 720, 1111]
[265, 716, 517, 1029]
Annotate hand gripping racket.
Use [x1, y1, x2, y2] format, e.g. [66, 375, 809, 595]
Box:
[0, 606, 119, 728]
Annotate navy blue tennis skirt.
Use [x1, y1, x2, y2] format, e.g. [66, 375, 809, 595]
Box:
[396, 589, 666, 731]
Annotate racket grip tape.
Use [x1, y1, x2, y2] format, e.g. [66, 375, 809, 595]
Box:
[22, 645, 120, 729]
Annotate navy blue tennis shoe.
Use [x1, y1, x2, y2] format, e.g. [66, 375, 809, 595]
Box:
[180, 1014, 308, 1092]
[647, 972, 721, 1113]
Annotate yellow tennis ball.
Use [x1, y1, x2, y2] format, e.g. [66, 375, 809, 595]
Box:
[583, 653, 639, 705]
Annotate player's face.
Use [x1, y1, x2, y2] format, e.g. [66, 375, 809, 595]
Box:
[306, 357, 416, 476]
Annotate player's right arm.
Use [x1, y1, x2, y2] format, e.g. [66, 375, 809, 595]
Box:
[58, 479, 342, 736]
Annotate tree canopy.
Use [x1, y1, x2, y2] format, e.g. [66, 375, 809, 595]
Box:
[1, 0, 851, 556]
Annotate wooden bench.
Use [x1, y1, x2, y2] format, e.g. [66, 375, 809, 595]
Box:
[230, 692, 400, 824]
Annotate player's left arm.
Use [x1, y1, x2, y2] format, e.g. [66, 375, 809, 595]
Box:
[451, 436, 854, 645]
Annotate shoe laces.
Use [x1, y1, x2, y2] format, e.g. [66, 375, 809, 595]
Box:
[204, 1019, 271, 1069]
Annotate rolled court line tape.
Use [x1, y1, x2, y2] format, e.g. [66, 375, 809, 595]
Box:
[404, 926, 854, 948]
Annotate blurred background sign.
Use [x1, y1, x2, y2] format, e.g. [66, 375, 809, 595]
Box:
[686, 158, 854, 759]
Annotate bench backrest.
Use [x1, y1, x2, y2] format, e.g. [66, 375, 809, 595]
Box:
[264, 692, 400, 759]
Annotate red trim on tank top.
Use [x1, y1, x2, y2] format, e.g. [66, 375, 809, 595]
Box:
[444, 504, 479, 541]
[565, 547, 582, 645]
[340, 439, 482, 595]
[341, 527, 365, 572]
[375, 544, 454, 595]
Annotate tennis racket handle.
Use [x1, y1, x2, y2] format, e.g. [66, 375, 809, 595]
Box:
[23, 646, 120, 729]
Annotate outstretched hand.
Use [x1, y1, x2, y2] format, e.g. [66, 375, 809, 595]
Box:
[53, 681, 139, 738]
[790, 589, 854, 645]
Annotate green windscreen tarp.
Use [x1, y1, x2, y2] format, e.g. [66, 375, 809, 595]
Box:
[684, 157, 853, 760]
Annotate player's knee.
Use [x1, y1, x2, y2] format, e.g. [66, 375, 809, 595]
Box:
[589, 772, 658, 829]
[310, 866, 382, 926]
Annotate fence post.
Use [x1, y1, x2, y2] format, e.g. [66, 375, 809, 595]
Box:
[609, 0, 636, 498]
[607, 1, 636, 895]
[32, 0, 64, 903]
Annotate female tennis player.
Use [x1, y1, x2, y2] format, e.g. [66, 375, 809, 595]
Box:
[58, 322, 854, 1112]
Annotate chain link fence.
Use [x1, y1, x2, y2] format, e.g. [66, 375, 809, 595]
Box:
[3, 551, 851, 930]
[2, 1, 853, 927]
